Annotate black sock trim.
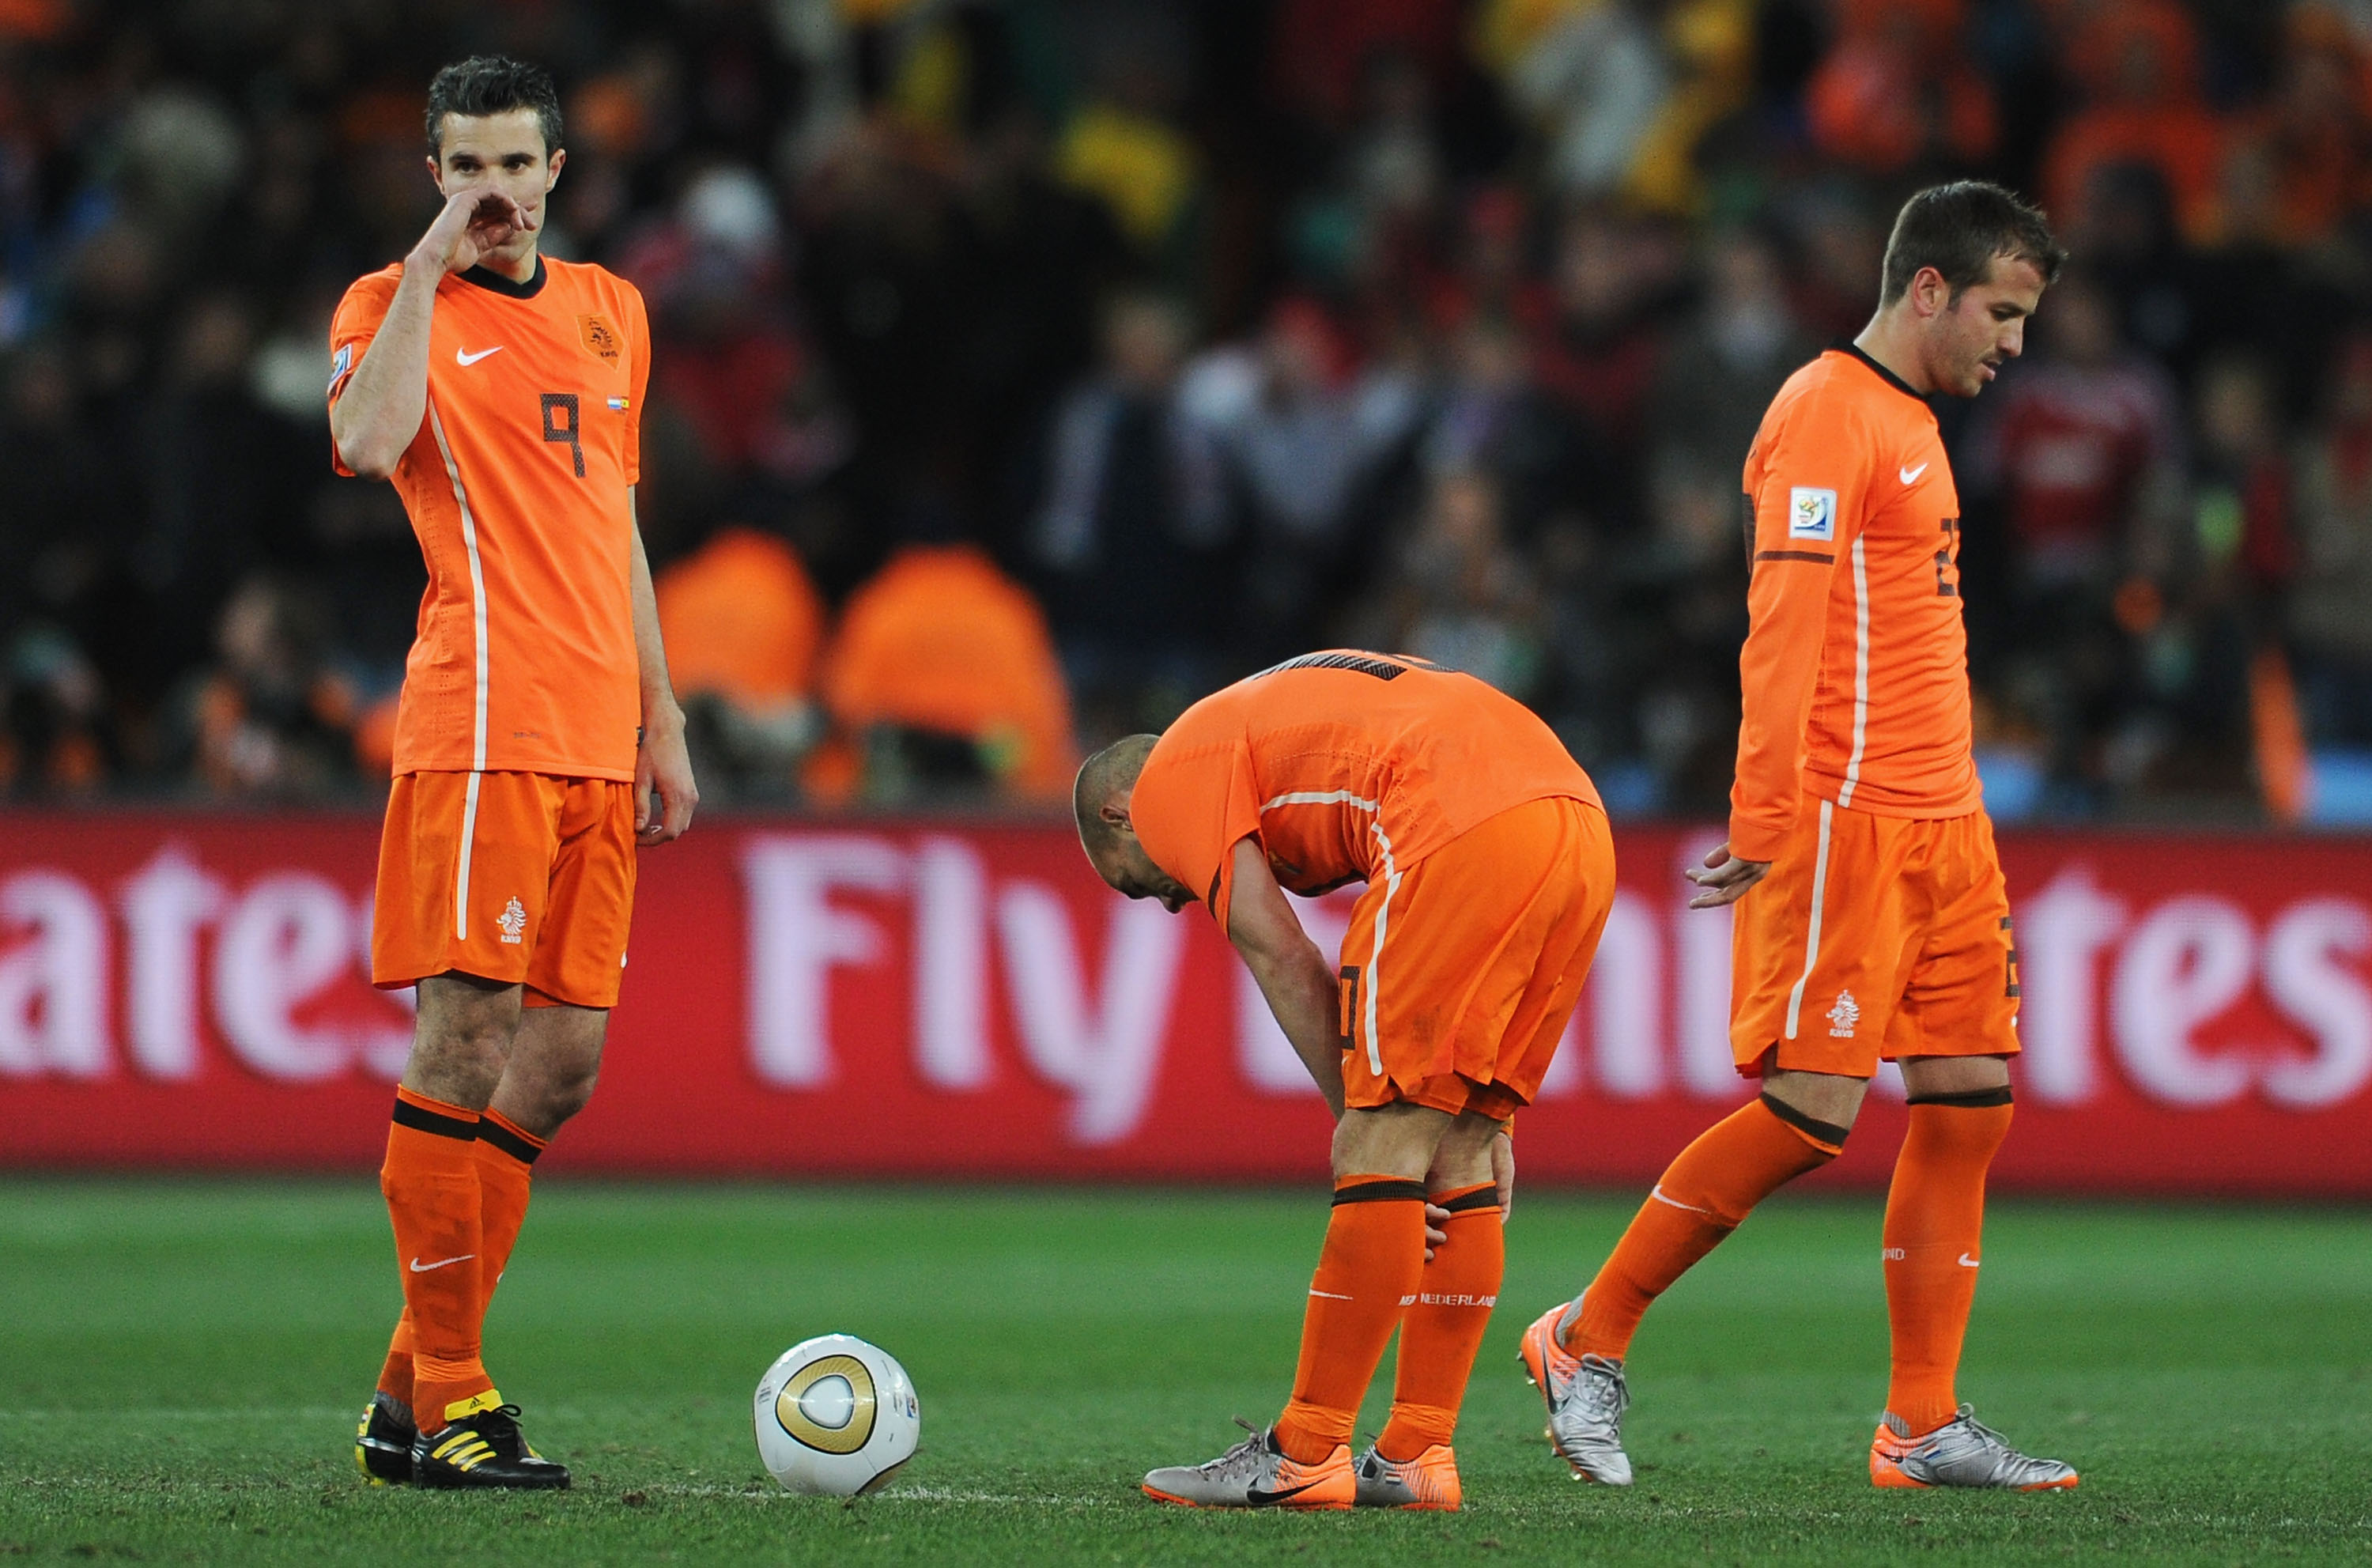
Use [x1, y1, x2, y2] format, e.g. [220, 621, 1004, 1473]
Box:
[478, 1117, 544, 1164]
[391, 1098, 480, 1141]
[1332, 1177, 1428, 1206]
[1904, 1085, 2015, 1109]
[1437, 1186, 1502, 1215]
[1758, 1091, 1849, 1150]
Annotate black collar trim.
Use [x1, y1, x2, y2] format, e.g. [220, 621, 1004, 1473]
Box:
[458, 256, 547, 298]
[1833, 341, 1928, 403]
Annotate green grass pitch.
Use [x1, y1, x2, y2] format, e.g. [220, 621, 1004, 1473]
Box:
[0, 1180, 2366, 1566]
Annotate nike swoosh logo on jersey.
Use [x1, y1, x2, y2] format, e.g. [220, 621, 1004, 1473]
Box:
[1246, 1480, 1321, 1506]
[410, 1253, 476, 1272]
[1900, 462, 1929, 485]
[456, 346, 504, 365]
[1958, 1253, 1980, 1268]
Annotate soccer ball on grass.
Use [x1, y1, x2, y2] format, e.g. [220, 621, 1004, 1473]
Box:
[753, 1333, 920, 1496]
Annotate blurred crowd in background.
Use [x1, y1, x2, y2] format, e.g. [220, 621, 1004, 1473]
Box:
[6, 0, 2372, 822]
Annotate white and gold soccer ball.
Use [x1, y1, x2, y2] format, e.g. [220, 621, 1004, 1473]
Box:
[753, 1334, 920, 1496]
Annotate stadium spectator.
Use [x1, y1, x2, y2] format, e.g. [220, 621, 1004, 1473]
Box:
[1176, 297, 1426, 663]
[656, 525, 829, 798]
[172, 573, 358, 800]
[2220, 3, 2372, 248]
[2290, 332, 2372, 746]
[1648, 225, 1822, 576]
[1356, 467, 1545, 700]
[816, 538, 1078, 804]
[1966, 268, 2186, 797]
[1805, 0, 1998, 175]
[2040, 0, 2226, 243]
[1031, 291, 1233, 742]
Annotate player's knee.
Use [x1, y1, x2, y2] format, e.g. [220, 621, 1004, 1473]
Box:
[537, 1061, 599, 1127]
[1330, 1101, 1457, 1180]
[402, 1019, 512, 1106]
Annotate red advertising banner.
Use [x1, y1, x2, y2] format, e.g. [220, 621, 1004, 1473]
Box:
[0, 812, 2366, 1196]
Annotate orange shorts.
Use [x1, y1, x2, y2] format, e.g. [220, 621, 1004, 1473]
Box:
[1730, 799, 2019, 1078]
[1339, 795, 1614, 1120]
[372, 770, 638, 1010]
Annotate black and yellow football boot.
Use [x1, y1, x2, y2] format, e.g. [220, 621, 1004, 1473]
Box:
[411, 1393, 571, 1490]
[355, 1392, 417, 1485]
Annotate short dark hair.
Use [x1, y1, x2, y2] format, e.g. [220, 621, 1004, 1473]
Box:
[1879, 181, 2065, 305]
[425, 55, 562, 157]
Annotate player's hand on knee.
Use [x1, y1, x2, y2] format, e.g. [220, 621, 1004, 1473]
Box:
[1686, 842, 1771, 909]
[1493, 1128, 1515, 1221]
[1422, 1203, 1448, 1262]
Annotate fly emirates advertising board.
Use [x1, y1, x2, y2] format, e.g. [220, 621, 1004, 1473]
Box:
[0, 813, 2366, 1196]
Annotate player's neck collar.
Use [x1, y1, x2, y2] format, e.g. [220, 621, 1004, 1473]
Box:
[1832, 341, 1927, 403]
[459, 255, 547, 299]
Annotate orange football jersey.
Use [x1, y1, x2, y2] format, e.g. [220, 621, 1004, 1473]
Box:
[330, 256, 651, 781]
[1731, 347, 1980, 863]
[1130, 652, 1601, 931]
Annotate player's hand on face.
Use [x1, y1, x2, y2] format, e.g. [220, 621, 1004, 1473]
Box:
[417, 187, 531, 276]
[1685, 841, 1771, 909]
[635, 709, 699, 846]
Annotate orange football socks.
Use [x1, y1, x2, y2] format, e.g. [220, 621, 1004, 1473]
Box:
[1377, 1182, 1502, 1462]
[1883, 1092, 2014, 1436]
[372, 1110, 544, 1418]
[1567, 1094, 1840, 1361]
[474, 1109, 547, 1312]
[382, 1086, 494, 1431]
[1273, 1176, 1427, 1465]
[374, 1317, 417, 1415]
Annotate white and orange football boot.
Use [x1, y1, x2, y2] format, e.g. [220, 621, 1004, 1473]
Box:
[1142, 1419, 1355, 1509]
[1870, 1406, 2079, 1491]
[1353, 1442, 1462, 1509]
[1517, 1297, 1633, 1485]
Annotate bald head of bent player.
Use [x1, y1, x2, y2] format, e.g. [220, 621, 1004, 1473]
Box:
[1075, 735, 1200, 912]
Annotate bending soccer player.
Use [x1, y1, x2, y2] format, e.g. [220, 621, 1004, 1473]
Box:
[330, 57, 696, 1490]
[1520, 183, 2078, 1492]
[1075, 652, 1614, 1510]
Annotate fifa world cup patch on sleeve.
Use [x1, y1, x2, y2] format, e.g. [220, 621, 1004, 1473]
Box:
[1788, 486, 1838, 542]
[327, 342, 353, 398]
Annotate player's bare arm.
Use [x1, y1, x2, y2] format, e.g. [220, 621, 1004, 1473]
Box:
[629, 496, 697, 844]
[330, 107, 553, 478]
[1224, 837, 1509, 1241]
[1222, 836, 1346, 1117]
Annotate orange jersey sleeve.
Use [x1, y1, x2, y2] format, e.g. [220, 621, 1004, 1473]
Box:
[1131, 652, 1600, 931]
[1731, 349, 1979, 862]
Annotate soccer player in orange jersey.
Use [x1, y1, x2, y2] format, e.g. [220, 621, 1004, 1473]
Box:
[1520, 183, 2080, 1492]
[330, 57, 697, 1490]
[1075, 652, 1615, 1509]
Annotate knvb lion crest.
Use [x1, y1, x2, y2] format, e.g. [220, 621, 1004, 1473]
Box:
[578, 313, 621, 365]
[1826, 989, 1860, 1038]
[497, 897, 528, 946]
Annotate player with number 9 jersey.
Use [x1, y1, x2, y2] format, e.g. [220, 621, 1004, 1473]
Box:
[330, 255, 648, 784]
[330, 55, 696, 1495]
